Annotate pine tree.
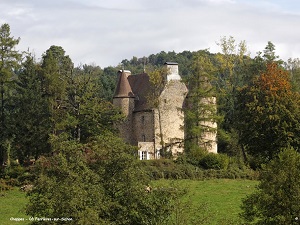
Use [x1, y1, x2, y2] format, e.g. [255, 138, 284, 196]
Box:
[13, 55, 51, 163]
[40, 46, 73, 136]
[0, 23, 21, 165]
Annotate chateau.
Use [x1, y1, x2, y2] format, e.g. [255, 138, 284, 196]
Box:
[113, 62, 217, 160]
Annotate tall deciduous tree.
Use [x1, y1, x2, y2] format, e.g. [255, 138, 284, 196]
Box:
[284, 58, 300, 92]
[0, 23, 21, 165]
[66, 67, 122, 142]
[215, 36, 252, 157]
[236, 62, 300, 163]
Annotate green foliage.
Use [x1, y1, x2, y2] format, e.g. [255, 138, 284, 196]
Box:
[40, 45, 74, 136]
[199, 153, 229, 170]
[140, 159, 205, 180]
[236, 63, 300, 162]
[26, 134, 182, 225]
[184, 50, 219, 153]
[217, 128, 242, 157]
[240, 148, 300, 225]
[0, 23, 21, 166]
[0, 178, 12, 191]
[285, 58, 300, 92]
[139, 157, 258, 181]
[13, 55, 51, 162]
[1, 179, 257, 225]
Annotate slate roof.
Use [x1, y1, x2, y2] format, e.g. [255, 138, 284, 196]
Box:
[128, 73, 152, 112]
[114, 71, 154, 112]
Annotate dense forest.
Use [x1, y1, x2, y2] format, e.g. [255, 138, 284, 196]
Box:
[2, 22, 300, 224]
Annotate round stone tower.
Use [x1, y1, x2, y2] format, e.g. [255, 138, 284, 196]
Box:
[113, 70, 135, 144]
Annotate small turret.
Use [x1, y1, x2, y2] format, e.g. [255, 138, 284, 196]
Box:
[113, 70, 135, 144]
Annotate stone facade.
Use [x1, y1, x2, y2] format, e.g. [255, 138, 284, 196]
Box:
[113, 62, 217, 159]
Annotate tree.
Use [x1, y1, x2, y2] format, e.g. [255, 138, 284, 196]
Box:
[40, 45, 73, 136]
[215, 36, 252, 157]
[284, 58, 300, 92]
[62, 65, 122, 142]
[147, 66, 169, 157]
[12, 55, 51, 163]
[0, 23, 21, 166]
[26, 133, 181, 224]
[184, 51, 219, 155]
[263, 41, 282, 64]
[240, 148, 300, 225]
[236, 62, 300, 163]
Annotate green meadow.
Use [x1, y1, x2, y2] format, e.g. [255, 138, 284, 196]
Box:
[0, 179, 257, 225]
[152, 179, 258, 225]
[0, 188, 29, 225]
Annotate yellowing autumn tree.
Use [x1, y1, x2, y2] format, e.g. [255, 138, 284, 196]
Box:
[258, 62, 291, 95]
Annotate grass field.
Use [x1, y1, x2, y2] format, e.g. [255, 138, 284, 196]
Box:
[0, 179, 258, 225]
[0, 188, 30, 225]
[152, 179, 258, 225]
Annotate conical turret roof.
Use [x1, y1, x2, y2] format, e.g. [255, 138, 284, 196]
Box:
[114, 70, 134, 98]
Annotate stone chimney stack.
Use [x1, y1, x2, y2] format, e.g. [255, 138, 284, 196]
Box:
[164, 62, 181, 81]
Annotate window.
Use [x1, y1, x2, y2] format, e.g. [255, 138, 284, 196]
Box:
[141, 151, 147, 160]
[156, 149, 161, 159]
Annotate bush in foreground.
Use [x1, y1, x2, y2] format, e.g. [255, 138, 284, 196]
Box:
[26, 133, 183, 225]
[240, 148, 300, 225]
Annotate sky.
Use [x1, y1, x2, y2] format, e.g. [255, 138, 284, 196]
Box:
[1, 0, 300, 67]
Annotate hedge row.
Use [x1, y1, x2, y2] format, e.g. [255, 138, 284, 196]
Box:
[139, 159, 258, 180]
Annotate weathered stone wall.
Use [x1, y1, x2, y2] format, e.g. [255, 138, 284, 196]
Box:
[199, 97, 218, 153]
[113, 97, 135, 144]
[154, 80, 188, 156]
[200, 121, 218, 153]
[132, 111, 154, 145]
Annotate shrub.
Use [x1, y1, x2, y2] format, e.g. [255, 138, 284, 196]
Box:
[17, 172, 36, 185]
[240, 148, 300, 224]
[27, 135, 183, 224]
[199, 153, 229, 170]
[139, 156, 258, 180]
[0, 178, 12, 191]
[5, 165, 25, 179]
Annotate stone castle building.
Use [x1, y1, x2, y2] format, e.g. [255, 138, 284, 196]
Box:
[113, 62, 217, 160]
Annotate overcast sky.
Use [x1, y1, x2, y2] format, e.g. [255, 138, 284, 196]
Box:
[1, 0, 300, 67]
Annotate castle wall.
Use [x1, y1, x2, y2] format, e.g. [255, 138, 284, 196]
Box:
[199, 97, 218, 153]
[154, 80, 188, 156]
[113, 97, 134, 144]
[132, 111, 155, 144]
